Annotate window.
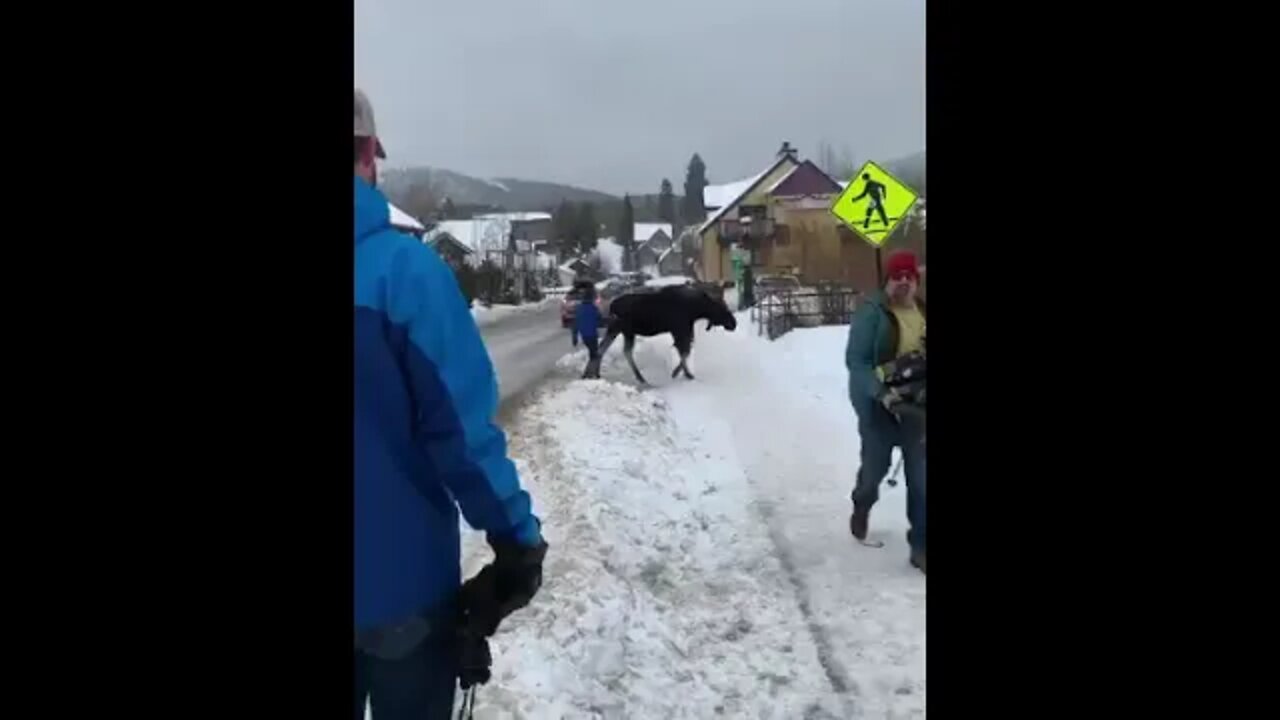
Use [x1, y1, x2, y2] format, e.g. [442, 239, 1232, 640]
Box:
[774, 224, 791, 246]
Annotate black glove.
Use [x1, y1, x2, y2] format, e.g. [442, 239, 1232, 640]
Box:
[455, 627, 492, 690]
[458, 537, 549, 639]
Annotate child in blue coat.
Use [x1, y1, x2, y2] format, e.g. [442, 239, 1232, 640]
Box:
[575, 286, 602, 367]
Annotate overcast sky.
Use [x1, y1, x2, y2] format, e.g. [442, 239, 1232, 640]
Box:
[356, 0, 924, 195]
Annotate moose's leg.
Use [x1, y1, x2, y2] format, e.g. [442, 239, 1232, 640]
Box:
[585, 327, 619, 379]
[672, 326, 695, 380]
[623, 332, 648, 385]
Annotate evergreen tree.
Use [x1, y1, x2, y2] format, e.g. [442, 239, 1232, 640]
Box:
[552, 200, 578, 260]
[658, 178, 677, 232]
[618, 195, 636, 271]
[441, 197, 458, 219]
[576, 202, 598, 257]
[681, 154, 708, 225]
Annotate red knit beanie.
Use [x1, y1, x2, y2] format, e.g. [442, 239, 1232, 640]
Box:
[885, 250, 920, 282]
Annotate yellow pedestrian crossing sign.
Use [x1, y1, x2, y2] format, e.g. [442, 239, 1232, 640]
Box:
[831, 161, 919, 248]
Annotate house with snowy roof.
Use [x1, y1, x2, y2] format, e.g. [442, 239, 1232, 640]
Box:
[557, 257, 595, 286]
[696, 142, 910, 292]
[422, 211, 555, 269]
[633, 223, 681, 277]
[425, 230, 474, 269]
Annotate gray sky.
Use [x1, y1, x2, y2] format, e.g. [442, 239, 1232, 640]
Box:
[356, 0, 924, 195]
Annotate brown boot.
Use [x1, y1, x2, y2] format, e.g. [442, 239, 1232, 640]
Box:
[849, 504, 870, 541]
[909, 551, 926, 574]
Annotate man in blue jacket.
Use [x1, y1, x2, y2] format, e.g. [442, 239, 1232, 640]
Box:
[353, 89, 548, 719]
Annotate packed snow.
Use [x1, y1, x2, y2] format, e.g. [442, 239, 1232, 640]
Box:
[460, 314, 925, 718]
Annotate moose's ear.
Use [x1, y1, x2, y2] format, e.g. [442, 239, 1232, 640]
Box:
[706, 320, 714, 331]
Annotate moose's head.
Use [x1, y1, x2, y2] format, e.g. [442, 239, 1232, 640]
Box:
[699, 291, 737, 332]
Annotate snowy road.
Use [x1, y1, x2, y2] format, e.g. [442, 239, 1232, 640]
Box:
[479, 304, 576, 405]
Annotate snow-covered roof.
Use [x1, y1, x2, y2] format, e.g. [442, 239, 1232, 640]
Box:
[427, 231, 474, 254]
[634, 223, 673, 243]
[389, 203, 425, 232]
[474, 211, 552, 222]
[703, 177, 750, 209]
[425, 217, 517, 254]
[697, 155, 794, 236]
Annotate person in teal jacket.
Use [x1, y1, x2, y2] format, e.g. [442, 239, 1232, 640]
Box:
[845, 250, 926, 573]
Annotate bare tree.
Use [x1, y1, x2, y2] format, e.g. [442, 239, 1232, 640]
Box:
[834, 146, 858, 180]
[816, 140, 858, 180]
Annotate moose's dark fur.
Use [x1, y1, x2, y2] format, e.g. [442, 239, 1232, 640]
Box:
[583, 285, 737, 384]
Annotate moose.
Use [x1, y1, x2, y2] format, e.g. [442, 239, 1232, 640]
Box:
[582, 284, 738, 384]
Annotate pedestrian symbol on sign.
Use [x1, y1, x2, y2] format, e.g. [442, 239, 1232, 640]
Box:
[849, 173, 890, 229]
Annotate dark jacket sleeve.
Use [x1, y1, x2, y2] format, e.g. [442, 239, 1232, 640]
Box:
[845, 301, 885, 411]
[387, 243, 542, 547]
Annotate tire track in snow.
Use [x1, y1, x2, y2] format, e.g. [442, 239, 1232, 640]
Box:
[676, 380, 858, 718]
[755, 498, 858, 719]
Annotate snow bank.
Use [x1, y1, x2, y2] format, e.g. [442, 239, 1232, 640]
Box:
[461, 379, 847, 718]
[471, 297, 556, 328]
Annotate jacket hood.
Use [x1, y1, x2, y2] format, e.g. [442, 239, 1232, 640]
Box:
[354, 176, 392, 245]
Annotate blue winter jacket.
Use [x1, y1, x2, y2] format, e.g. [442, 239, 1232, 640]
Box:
[354, 177, 541, 632]
[574, 298, 601, 339]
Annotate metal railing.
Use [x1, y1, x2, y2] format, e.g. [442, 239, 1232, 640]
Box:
[750, 285, 860, 340]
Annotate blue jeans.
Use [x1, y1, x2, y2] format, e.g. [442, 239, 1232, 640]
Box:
[355, 630, 457, 720]
[852, 405, 926, 553]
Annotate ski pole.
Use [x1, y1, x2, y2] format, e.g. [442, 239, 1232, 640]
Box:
[884, 453, 904, 488]
[456, 686, 476, 720]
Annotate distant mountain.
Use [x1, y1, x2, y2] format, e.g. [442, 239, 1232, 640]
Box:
[881, 151, 926, 194]
[380, 166, 619, 214]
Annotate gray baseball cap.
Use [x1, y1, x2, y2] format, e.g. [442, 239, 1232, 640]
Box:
[354, 88, 387, 159]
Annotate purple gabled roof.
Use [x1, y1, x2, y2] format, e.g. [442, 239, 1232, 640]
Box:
[767, 160, 842, 197]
